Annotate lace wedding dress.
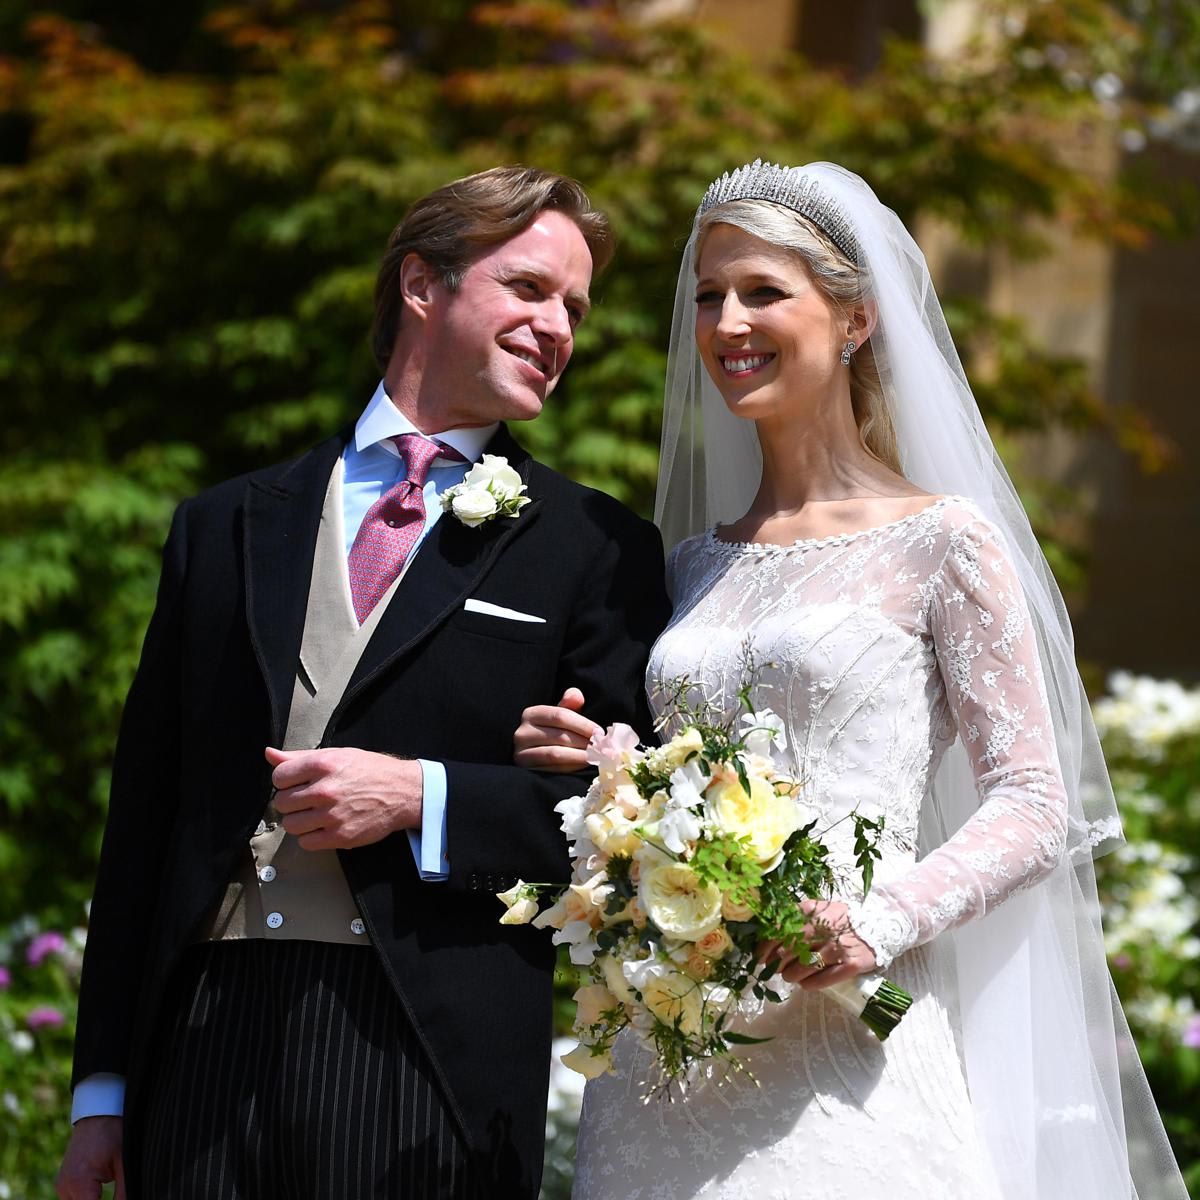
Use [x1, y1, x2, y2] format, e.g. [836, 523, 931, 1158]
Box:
[572, 496, 1069, 1200]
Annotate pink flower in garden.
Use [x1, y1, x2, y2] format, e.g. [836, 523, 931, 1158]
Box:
[26, 931, 66, 967]
[1183, 1016, 1200, 1050]
[0, 965, 10, 989]
[27, 1006, 65, 1030]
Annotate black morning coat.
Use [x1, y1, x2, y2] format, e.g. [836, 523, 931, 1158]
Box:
[72, 422, 672, 1197]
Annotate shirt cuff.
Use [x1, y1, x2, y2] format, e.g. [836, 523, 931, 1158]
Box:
[407, 759, 449, 881]
[72, 1073, 126, 1122]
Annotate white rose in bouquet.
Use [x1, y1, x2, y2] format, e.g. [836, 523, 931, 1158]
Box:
[639, 859, 723, 942]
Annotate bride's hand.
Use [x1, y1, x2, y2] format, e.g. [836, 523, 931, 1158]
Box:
[763, 898, 878, 990]
[513, 688, 601, 771]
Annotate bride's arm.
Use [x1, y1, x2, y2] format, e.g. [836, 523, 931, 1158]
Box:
[844, 510, 1070, 971]
[512, 687, 602, 770]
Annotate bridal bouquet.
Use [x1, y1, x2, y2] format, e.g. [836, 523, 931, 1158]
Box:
[497, 676, 912, 1092]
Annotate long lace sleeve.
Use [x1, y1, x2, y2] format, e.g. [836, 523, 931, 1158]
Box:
[847, 511, 1070, 970]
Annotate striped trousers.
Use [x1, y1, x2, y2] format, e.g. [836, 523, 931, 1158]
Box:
[132, 939, 478, 1200]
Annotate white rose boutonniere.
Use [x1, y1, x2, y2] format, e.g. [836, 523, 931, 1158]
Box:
[440, 454, 531, 529]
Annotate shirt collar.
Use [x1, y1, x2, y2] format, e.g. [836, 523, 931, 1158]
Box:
[354, 381, 498, 465]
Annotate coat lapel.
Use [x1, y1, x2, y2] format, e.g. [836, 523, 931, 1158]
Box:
[336, 425, 542, 718]
[243, 430, 349, 744]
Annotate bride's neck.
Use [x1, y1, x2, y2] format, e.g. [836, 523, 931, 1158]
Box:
[751, 395, 895, 515]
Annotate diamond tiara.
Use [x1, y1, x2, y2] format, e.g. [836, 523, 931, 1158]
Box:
[698, 159, 860, 261]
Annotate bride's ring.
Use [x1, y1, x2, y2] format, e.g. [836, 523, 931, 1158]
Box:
[810, 950, 828, 972]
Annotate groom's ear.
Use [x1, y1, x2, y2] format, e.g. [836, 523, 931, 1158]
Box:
[399, 253, 441, 324]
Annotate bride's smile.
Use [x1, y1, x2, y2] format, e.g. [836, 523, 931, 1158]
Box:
[694, 222, 858, 421]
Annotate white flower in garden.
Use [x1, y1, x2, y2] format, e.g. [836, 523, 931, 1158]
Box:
[1094, 672, 1200, 760]
[8, 1031, 33, 1054]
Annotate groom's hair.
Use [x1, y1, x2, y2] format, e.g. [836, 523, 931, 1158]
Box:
[371, 165, 613, 369]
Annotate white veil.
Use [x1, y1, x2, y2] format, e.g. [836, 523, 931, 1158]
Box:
[655, 161, 1187, 1198]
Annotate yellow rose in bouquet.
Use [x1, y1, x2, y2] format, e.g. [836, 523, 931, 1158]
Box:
[705, 771, 802, 864]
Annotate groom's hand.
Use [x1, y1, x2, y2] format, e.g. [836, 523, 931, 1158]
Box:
[56, 1116, 125, 1200]
[267, 747, 423, 849]
[513, 687, 598, 770]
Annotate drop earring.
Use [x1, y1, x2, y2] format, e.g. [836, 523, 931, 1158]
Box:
[841, 340, 857, 366]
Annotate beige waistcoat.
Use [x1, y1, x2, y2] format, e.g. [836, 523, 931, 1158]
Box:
[199, 461, 411, 946]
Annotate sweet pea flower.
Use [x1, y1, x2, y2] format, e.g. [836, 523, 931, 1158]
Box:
[740, 708, 787, 757]
[551, 919, 600, 966]
[554, 794, 587, 842]
[0, 966, 10, 990]
[1183, 1016, 1200, 1050]
[658, 804, 702, 856]
[26, 931, 66, 967]
[27, 1006, 64, 1031]
[586, 723, 641, 782]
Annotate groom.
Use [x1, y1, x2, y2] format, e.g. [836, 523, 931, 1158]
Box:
[57, 166, 670, 1199]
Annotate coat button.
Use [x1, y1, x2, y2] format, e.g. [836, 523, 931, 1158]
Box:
[350, 918, 366, 936]
[266, 912, 284, 929]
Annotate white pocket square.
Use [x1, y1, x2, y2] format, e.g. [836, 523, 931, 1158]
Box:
[463, 598, 546, 624]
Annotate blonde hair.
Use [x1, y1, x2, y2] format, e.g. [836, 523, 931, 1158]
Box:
[696, 199, 902, 475]
[372, 166, 614, 369]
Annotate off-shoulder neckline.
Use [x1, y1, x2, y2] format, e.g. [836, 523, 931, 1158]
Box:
[707, 495, 957, 553]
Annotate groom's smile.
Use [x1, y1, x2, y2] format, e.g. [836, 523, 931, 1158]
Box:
[414, 210, 595, 428]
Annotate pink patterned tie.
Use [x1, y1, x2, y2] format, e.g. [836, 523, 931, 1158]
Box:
[347, 434, 461, 624]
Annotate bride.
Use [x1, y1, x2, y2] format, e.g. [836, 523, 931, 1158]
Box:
[513, 161, 1188, 1198]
